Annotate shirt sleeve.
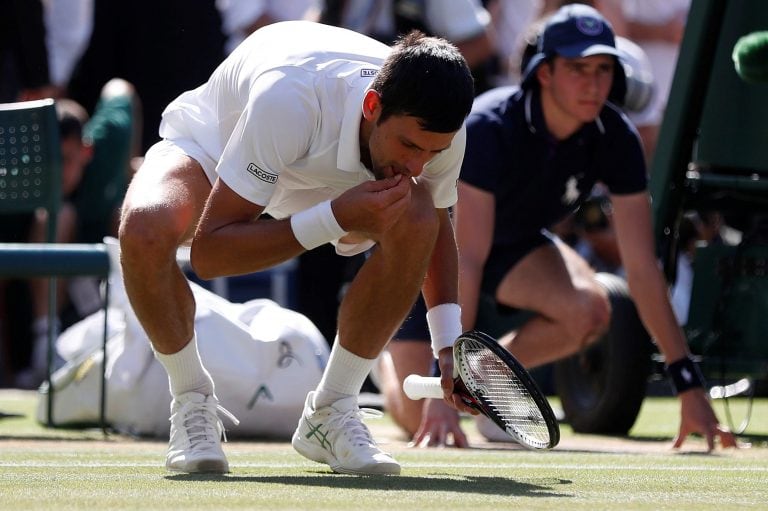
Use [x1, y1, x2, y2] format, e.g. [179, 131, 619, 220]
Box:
[599, 117, 648, 195]
[459, 111, 504, 193]
[216, 68, 318, 206]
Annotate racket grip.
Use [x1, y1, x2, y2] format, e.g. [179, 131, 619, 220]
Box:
[403, 374, 444, 400]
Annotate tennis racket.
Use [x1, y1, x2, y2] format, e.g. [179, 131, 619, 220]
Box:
[403, 330, 560, 450]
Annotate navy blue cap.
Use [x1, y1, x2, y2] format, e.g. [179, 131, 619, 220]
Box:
[521, 4, 625, 92]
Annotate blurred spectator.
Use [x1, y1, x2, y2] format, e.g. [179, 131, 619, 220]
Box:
[0, 0, 57, 102]
[66, 0, 226, 153]
[669, 212, 700, 325]
[216, 0, 314, 54]
[308, 0, 495, 92]
[483, 0, 542, 86]
[2, 80, 139, 388]
[550, 186, 624, 277]
[670, 210, 741, 326]
[43, 0, 94, 91]
[72, 78, 141, 245]
[599, 0, 691, 164]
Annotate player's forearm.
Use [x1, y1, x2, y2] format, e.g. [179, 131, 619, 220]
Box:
[624, 266, 689, 363]
[422, 209, 459, 308]
[191, 217, 304, 279]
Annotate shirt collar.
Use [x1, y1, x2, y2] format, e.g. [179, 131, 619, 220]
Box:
[337, 80, 373, 174]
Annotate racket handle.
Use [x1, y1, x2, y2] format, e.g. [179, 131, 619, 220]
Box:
[403, 374, 444, 400]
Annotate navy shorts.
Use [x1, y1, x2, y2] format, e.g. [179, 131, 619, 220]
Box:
[393, 230, 554, 342]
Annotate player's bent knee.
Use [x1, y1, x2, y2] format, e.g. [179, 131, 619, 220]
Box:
[119, 206, 184, 264]
[402, 185, 440, 238]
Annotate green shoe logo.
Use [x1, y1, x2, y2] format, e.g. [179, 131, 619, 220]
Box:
[304, 418, 331, 451]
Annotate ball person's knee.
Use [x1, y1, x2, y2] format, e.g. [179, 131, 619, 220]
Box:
[579, 287, 612, 348]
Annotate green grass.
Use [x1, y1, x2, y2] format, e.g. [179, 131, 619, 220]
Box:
[1, 390, 767, 510]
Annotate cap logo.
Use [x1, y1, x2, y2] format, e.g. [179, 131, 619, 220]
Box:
[576, 17, 603, 36]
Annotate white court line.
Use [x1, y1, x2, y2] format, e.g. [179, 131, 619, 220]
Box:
[0, 461, 765, 472]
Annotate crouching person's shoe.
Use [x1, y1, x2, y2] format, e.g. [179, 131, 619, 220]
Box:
[166, 392, 239, 473]
[292, 391, 400, 475]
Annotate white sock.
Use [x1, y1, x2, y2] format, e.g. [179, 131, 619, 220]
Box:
[154, 334, 215, 398]
[313, 338, 375, 408]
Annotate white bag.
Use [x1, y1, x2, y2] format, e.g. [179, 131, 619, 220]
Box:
[37, 239, 329, 439]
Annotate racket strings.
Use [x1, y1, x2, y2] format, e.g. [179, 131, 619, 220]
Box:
[460, 343, 551, 447]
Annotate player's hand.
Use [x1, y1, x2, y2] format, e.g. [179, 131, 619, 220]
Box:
[673, 387, 739, 452]
[410, 398, 469, 448]
[331, 174, 411, 236]
[437, 347, 477, 415]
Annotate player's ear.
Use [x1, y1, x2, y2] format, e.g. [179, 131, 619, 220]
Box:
[362, 89, 381, 121]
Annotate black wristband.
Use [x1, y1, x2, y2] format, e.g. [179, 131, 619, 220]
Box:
[665, 356, 705, 394]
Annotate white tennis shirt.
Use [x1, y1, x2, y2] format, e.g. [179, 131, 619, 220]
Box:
[158, 20, 466, 220]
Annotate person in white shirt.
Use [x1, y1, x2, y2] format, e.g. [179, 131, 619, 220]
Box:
[309, 0, 495, 91]
[118, 20, 475, 476]
[599, 0, 691, 162]
[215, 0, 314, 54]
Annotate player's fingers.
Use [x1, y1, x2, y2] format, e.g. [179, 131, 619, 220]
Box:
[672, 427, 687, 449]
[450, 394, 477, 414]
[414, 425, 437, 448]
[375, 174, 410, 204]
[452, 426, 469, 448]
[717, 427, 739, 449]
[364, 174, 403, 191]
[409, 423, 429, 448]
[429, 423, 448, 447]
[425, 426, 439, 447]
[704, 429, 715, 452]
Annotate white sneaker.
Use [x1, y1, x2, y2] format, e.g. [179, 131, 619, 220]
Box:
[292, 392, 400, 475]
[166, 392, 239, 473]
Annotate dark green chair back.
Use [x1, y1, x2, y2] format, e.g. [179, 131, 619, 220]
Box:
[0, 99, 61, 243]
[0, 98, 111, 431]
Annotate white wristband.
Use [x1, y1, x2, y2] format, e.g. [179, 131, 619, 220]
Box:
[290, 200, 348, 250]
[426, 303, 462, 358]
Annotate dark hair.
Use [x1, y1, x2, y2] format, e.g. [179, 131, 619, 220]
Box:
[370, 31, 474, 133]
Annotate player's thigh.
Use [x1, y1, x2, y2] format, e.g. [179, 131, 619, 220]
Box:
[121, 142, 212, 244]
[495, 237, 602, 319]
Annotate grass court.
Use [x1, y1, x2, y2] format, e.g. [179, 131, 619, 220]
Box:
[1, 389, 766, 510]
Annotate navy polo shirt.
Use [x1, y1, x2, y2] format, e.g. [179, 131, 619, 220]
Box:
[461, 86, 647, 246]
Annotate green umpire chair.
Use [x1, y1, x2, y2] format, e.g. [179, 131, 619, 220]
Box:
[0, 98, 111, 429]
